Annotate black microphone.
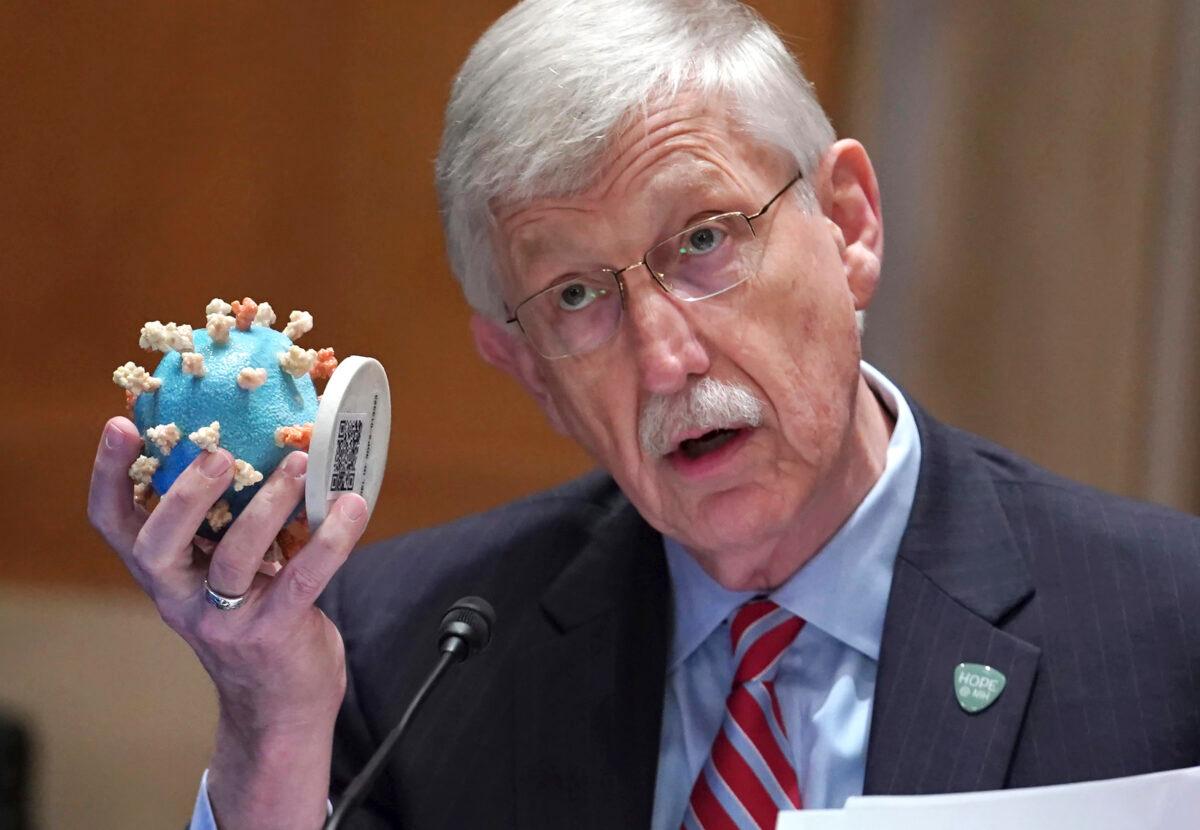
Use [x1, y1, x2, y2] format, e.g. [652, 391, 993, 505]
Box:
[325, 596, 495, 829]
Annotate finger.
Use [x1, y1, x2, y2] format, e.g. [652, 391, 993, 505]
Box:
[87, 417, 147, 552]
[206, 451, 308, 598]
[134, 448, 234, 598]
[266, 493, 368, 615]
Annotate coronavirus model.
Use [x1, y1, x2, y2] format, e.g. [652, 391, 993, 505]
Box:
[113, 297, 339, 563]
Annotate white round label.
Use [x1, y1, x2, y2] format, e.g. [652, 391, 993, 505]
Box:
[306, 355, 392, 528]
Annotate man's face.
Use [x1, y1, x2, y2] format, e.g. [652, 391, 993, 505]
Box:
[487, 94, 879, 583]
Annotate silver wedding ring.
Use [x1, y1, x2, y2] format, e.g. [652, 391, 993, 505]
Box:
[204, 579, 248, 611]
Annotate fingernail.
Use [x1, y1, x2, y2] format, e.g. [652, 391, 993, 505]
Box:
[104, 422, 122, 450]
[200, 450, 230, 479]
[282, 452, 308, 479]
[340, 496, 366, 522]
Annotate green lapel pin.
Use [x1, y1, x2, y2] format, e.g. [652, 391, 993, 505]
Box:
[954, 663, 1007, 713]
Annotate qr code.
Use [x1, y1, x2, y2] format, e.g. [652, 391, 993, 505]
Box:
[330, 416, 364, 491]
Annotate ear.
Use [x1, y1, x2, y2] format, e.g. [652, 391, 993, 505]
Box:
[816, 139, 884, 311]
[469, 313, 570, 435]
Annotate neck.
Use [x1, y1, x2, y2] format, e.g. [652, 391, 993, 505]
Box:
[697, 373, 895, 592]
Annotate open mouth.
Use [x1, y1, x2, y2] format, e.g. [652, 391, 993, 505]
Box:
[676, 428, 742, 460]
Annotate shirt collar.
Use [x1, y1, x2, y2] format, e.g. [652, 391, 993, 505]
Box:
[663, 361, 922, 670]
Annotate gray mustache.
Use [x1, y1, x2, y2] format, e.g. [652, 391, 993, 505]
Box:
[639, 377, 765, 457]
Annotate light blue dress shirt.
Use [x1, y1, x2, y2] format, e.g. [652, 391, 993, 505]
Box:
[191, 769, 217, 828]
[192, 362, 919, 830]
[650, 362, 921, 829]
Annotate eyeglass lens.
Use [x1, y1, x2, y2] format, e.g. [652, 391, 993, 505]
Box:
[518, 212, 763, 358]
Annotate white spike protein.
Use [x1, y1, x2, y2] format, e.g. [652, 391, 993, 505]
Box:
[237, 367, 268, 390]
[128, 454, 160, 485]
[189, 421, 222, 452]
[232, 459, 264, 492]
[113, 362, 162, 396]
[206, 313, 235, 344]
[145, 423, 181, 455]
[170, 324, 195, 352]
[181, 352, 206, 377]
[278, 345, 318, 378]
[139, 321, 195, 353]
[254, 302, 277, 328]
[132, 481, 151, 506]
[283, 310, 313, 341]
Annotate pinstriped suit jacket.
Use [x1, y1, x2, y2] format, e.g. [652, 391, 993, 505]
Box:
[321, 401, 1200, 828]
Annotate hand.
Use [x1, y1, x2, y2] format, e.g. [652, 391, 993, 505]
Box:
[88, 415, 368, 828]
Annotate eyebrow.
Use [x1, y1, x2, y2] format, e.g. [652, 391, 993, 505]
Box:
[511, 175, 748, 290]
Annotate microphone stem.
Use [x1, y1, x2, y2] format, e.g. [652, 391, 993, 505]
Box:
[325, 649, 457, 830]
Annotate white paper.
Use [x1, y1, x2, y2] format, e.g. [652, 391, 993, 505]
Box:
[777, 765, 1200, 830]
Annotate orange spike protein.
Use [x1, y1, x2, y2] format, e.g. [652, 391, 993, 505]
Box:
[275, 423, 313, 451]
[275, 519, 311, 561]
[231, 297, 259, 332]
[310, 348, 338, 380]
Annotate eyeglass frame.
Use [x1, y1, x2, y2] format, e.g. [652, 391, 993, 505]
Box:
[504, 169, 805, 359]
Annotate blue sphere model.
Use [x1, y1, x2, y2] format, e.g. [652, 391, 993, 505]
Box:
[114, 297, 336, 545]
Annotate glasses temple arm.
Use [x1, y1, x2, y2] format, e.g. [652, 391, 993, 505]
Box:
[746, 169, 804, 221]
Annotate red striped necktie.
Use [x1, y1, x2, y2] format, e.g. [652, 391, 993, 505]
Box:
[682, 599, 805, 830]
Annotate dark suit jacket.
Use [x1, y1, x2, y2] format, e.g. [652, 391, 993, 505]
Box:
[320, 402, 1200, 828]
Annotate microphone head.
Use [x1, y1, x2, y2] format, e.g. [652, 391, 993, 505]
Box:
[438, 596, 496, 660]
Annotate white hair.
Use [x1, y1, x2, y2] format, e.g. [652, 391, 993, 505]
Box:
[436, 0, 838, 321]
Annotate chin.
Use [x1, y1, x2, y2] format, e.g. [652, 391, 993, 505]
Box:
[706, 564, 778, 593]
[676, 482, 799, 557]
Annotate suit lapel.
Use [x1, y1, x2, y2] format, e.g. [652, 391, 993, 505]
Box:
[509, 399, 1041, 809]
[514, 496, 669, 830]
[865, 404, 1040, 794]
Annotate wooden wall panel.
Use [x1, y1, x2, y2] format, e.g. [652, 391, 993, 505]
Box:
[0, 2, 846, 589]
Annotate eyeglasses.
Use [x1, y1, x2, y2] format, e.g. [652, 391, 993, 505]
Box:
[505, 170, 804, 359]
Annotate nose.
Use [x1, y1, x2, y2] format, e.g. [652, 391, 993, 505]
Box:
[619, 264, 710, 395]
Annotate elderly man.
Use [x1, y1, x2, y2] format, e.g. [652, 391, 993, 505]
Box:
[88, 1, 1200, 828]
